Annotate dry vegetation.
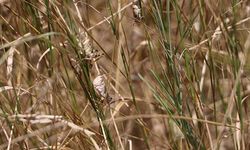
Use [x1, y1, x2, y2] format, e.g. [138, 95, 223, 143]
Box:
[0, 0, 250, 149]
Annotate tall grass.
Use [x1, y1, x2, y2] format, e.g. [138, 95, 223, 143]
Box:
[0, 0, 250, 149]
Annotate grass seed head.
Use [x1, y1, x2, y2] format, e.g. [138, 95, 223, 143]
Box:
[93, 75, 107, 98]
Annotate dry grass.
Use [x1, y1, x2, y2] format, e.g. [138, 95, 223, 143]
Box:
[0, 0, 250, 149]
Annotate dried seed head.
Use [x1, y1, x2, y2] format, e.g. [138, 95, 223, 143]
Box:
[132, 0, 143, 21]
[93, 75, 113, 103]
[93, 75, 106, 98]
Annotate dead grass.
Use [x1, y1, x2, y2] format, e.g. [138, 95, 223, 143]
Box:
[0, 0, 250, 149]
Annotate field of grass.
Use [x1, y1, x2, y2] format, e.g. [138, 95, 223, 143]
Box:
[0, 0, 250, 149]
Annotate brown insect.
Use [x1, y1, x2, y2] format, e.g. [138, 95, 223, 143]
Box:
[132, 0, 143, 21]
